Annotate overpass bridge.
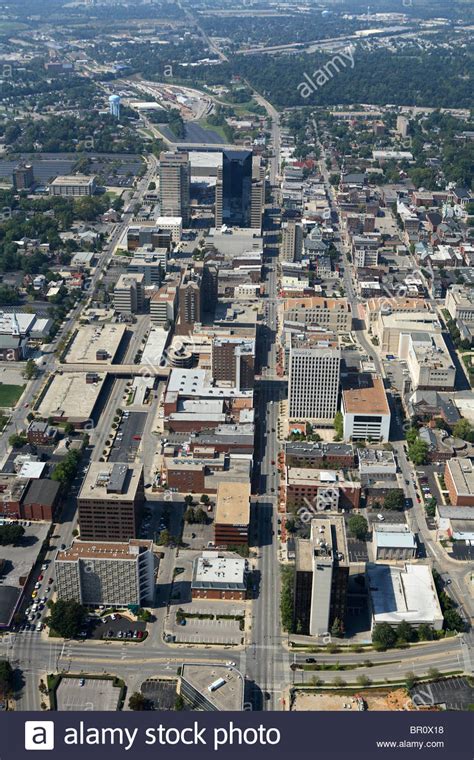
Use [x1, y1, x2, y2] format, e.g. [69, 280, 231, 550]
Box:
[59, 363, 171, 379]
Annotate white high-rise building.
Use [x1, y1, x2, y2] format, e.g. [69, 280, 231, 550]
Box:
[55, 539, 156, 607]
[288, 339, 341, 422]
[159, 151, 190, 226]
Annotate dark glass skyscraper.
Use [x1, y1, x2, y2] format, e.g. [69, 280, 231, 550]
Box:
[219, 149, 252, 227]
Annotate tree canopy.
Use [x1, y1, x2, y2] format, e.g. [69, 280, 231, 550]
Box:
[48, 600, 87, 639]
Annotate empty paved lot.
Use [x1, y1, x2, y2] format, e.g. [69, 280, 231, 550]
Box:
[56, 677, 120, 711]
[412, 677, 474, 711]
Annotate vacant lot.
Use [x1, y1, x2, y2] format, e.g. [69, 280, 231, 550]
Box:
[0, 383, 25, 407]
[292, 688, 413, 711]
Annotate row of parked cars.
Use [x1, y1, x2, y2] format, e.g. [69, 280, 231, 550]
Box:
[103, 629, 143, 640]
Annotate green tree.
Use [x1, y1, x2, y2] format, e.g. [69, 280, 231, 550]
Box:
[175, 694, 185, 711]
[64, 421, 75, 435]
[330, 617, 344, 638]
[194, 508, 207, 524]
[452, 417, 472, 441]
[372, 622, 397, 649]
[285, 518, 296, 534]
[157, 529, 171, 546]
[348, 514, 368, 540]
[405, 426, 419, 445]
[443, 608, 464, 632]
[200, 494, 210, 505]
[51, 449, 81, 486]
[408, 437, 429, 466]
[280, 566, 294, 632]
[184, 495, 194, 506]
[0, 524, 25, 545]
[0, 660, 14, 694]
[48, 600, 86, 638]
[128, 691, 150, 711]
[333, 411, 343, 440]
[405, 672, 418, 690]
[396, 620, 416, 643]
[384, 489, 405, 511]
[8, 434, 26, 449]
[23, 358, 37, 380]
[417, 623, 435, 641]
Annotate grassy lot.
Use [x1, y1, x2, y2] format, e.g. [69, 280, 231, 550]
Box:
[196, 118, 228, 141]
[0, 383, 25, 407]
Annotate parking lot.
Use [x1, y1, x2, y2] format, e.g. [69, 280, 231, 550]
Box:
[89, 615, 147, 641]
[367, 509, 407, 526]
[411, 677, 474, 711]
[451, 542, 474, 561]
[347, 537, 369, 563]
[56, 677, 121, 711]
[141, 679, 177, 710]
[182, 516, 215, 550]
[167, 600, 245, 646]
[109, 411, 146, 463]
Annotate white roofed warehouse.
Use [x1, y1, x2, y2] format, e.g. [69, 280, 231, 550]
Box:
[367, 563, 444, 631]
[191, 552, 247, 600]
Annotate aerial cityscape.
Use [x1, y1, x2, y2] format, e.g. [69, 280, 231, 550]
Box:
[0, 0, 473, 718]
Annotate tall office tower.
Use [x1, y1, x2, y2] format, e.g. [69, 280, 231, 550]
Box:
[211, 337, 255, 390]
[55, 539, 156, 607]
[281, 221, 303, 262]
[250, 156, 265, 231]
[159, 151, 190, 226]
[178, 267, 202, 334]
[13, 164, 34, 191]
[78, 463, 144, 542]
[113, 273, 144, 315]
[289, 339, 341, 422]
[109, 94, 121, 119]
[215, 149, 252, 228]
[196, 261, 218, 315]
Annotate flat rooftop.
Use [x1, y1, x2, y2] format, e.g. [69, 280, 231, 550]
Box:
[50, 174, 95, 186]
[56, 539, 152, 562]
[65, 324, 126, 364]
[192, 554, 246, 590]
[367, 563, 443, 626]
[181, 664, 244, 711]
[446, 458, 474, 496]
[215, 481, 251, 525]
[343, 376, 389, 415]
[311, 515, 349, 564]
[37, 372, 106, 421]
[284, 296, 350, 312]
[141, 327, 168, 367]
[374, 524, 416, 549]
[78, 462, 143, 502]
[287, 467, 353, 488]
[285, 441, 353, 457]
[0, 310, 35, 336]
